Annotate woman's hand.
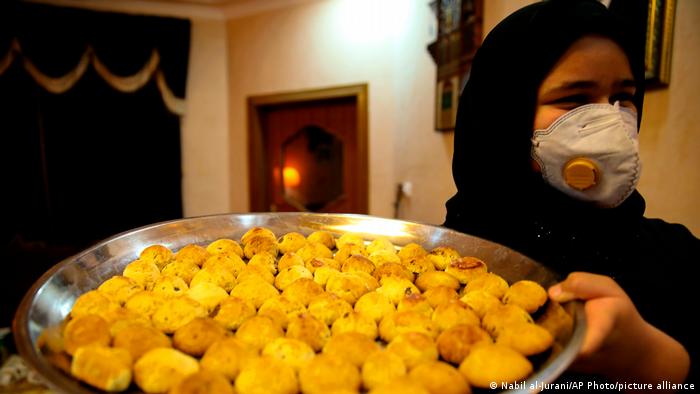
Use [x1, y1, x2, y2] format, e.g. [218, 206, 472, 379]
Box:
[548, 272, 689, 388]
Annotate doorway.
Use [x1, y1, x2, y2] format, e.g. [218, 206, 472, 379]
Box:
[248, 84, 368, 213]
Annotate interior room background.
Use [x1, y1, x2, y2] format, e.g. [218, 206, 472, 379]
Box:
[1, 0, 698, 325]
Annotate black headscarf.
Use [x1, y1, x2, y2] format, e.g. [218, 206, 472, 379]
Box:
[445, 0, 698, 381]
[445, 0, 647, 274]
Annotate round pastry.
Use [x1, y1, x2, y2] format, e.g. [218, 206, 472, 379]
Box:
[308, 292, 353, 326]
[97, 276, 142, 306]
[341, 254, 376, 275]
[278, 252, 306, 270]
[213, 296, 256, 330]
[125, 290, 165, 319]
[378, 310, 439, 342]
[464, 272, 509, 300]
[361, 350, 407, 390]
[402, 256, 436, 275]
[229, 276, 280, 309]
[415, 271, 460, 292]
[397, 243, 428, 263]
[133, 348, 200, 394]
[278, 232, 308, 254]
[458, 343, 533, 388]
[286, 313, 331, 352]
[70, 290, 120, 319]
[431, 300, 480, 332]
[502, 280, 548, 313]
[335, 244, 368, 264]
[112, 322, 171, 360]
[235, 315, 284, 351]
[190, 265, 237, 293]
[100, 307, 151, 337]
[367, 377, 430, 394]
[386, 331, 439, 369]
[236, 264, 275, 285]
[244, 236, 279, 259]
[202, 253, 246, 277]
[336, 233, 364, 250]
[200, 337, 257, 380]
[299, 354, 361, 394]
[436, 324, 492, 364]
[495, 322, 554, 356]
[331, 311, 378, 339]
[262, 337, 316, 371]
[161, 261, 200, 285]
[282, 277, 325, 306]
[459, 290, 502, 318]
[326, 272, 371, 305]
[258, 295, 307, 329]
[241, 226, 277, 245]
[323, 331, 381, 367]
[187, 282, 229, 314]
[444, 257, 488, 285]
[173, 317, 228, 357]
[373, 262, 414, 284]
[71, 346, 132, 392]
[236, 356, 298, 394]
[368, 249, 402, 268]
[151, 275, 189, 298]
[313, 265, 341, 288]
[427, 246, 461, 270]
[63, 314, 111, 356]
[366, 238, 396, 255]
[354, 291, 395, 323]
[174, 244, 209, 267]
[151, 296, 207, 334]
[408, 361, 471, 394]
[275, 265, 314, 291]
[376, 276, 420, 305]
[139, 244, 173, 270]
[353, 271, 380, 292]
[422, 286, 460, 308]
[306, 230, 336, 250]
[296, 241, 333, 263]
[169, 370, 234, 394]
[481, 304, 534, 336]
[305, 256, 340, 273]
[247, 252, 278, 275]
[206, 238, 244, 257]
[397, 294, 434, 318]
[123, 259, 161, 290]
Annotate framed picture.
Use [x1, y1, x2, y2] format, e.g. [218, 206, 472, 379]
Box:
[435, 74, 461, 131]
[645, 0, 676, 87]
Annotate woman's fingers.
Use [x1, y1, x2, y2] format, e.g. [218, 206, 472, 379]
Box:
[548, 272, 626, 302]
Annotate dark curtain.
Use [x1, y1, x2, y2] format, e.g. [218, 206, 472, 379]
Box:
[0, 2, 190, 326]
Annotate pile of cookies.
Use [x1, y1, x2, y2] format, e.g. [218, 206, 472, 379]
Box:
[42, 227, 573, 394]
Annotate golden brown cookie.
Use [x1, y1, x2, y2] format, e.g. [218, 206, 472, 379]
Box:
[169, 370, 234, 394]
[436, 324, 492, 364]
[299, 354, 361, 394]
[431, 300, 480, 332]
[361, 350, 407, 390]
[306, 231, 336, 250]
[331, 311, 378, 339]
[409, 361, 471, 394]
[63, 314, 111, 356]
[308, 292, 353, 326]
[235, 315, 284, 351]
[133, 348, 200, 393]
[235, 356, 298, 394]
[123, 259, 161, 290]
[415, 271, 460, 292]
[278, 232, 308, 254]
[139, 244, 173, 270]
[502, 280, 548, 313]
[212, 296, 256, 330]
[386, 332, 438, 369]
[174, 244, 209, 267]
[286, 313, 331, 352]
[458, 343, 533, 388]
[200, 337, 257, 380]
[427, 246, 461, 270]
[113, 322, 171, 360]
[262, 337, 316, 371]
[323, 331, 381, 367]
[206, 238, 243, 257]
[71, 346, 132, 392]
[173, 317, 228, 357]
[444, 257, 488, 285]
[354, 291, 395, 323]
[495, 322, 554, 356]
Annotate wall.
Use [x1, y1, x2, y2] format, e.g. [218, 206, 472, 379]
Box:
[181, 18, 231, 217]
[225, 0, 441, 221]
[637, 0, 700, 236]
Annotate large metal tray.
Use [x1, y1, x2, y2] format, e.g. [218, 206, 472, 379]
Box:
[13, 213, 585, 394]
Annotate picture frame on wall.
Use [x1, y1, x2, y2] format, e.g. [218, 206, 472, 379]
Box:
[645, 0, 676, 87]
[435, 74, 461, 131]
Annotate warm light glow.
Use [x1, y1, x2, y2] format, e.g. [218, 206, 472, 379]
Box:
[336, 0, 410, 45]
[283, 166, 301, 188]
[328, 218, 413, 239]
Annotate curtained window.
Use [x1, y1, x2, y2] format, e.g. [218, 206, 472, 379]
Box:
[0, 2, 190, 325]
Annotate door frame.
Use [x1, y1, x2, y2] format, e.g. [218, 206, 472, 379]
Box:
[247, 83, 368, 213]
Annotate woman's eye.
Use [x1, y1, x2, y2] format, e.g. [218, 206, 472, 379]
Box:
[610, 92, 635, 104]
[551, 95, 588, 108]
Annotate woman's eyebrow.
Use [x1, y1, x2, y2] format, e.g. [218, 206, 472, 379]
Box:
[615, 79, 637, 89]
[544, 80, 598, 95]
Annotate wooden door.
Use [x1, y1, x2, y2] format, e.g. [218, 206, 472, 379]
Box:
[248, 85, 368, 213]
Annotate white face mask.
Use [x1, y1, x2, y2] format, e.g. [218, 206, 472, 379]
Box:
[531, 101, 641, 208]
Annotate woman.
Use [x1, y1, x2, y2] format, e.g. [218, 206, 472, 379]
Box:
[444, 0, 695, 385]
